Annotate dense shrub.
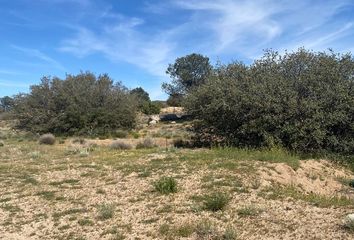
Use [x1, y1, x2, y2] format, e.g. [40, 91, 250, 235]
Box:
[185, 49, 354, 154]
[13, 72, 137, 136]
[39, 134, 56, 145]
[110, 140, 132, 150]
[113, 130, 128, 138]
[173, 138, 194, 148]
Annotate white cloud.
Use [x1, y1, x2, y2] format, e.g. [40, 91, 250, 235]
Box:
[58, 0, 354, 99]
[175, 0, 282, 51]
[59, 16, 176, 77]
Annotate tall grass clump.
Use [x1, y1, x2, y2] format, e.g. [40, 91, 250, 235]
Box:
[203, 192, 230, 212]
[154, 177, 177, 194]
[97, 203, 115, 220]
[39, 133, 56, 145]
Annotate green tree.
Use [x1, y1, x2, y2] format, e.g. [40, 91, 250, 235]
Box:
[130, 87, 161, 115]
[13, 72, 137, 136]
[162, 53, 212, 106]
[130, 87, 150, 102]
[185, 49, 354, 154]
[0, 96, 14, 112]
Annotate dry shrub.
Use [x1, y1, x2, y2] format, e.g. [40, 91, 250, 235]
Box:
[39, 134, 56, 145]
[136, 138, 156, 149]
[110, 140, 132, 150]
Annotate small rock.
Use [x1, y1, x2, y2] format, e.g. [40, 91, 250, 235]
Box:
[149, 115, 160, 122]
[344, 213, 354, 224]
[149, 120, 157, 125]
[171, 121, 176, 124]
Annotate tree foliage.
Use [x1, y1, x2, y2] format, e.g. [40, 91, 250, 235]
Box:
[13, 72, 137, 136]
[0, 96, 14, 112]
[162, 53, 212, 105]
[185, 49, 354, 154]
[130, 87, 161, 115]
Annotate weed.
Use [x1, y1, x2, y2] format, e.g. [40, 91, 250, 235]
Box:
[222, 226, 237, 240]
[97, 203, 115, 220]
[78, 218, 94, 226]
[203, 192, 230, 212]
[153, 177, 177, 194]
[237, 205, 261, 217]
[176, 222, 195, 237]
[195, 219, 218, 239]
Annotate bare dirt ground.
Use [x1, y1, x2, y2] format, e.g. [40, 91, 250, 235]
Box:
[1, 122, 354, 239]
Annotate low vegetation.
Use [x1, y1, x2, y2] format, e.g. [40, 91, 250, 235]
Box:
[136, 138, 156, 149]
[12, 72, 137, 136]
[110, 140, 133, 150]
[0, 48, 353, 239]
[38, 133, 56, 145]
[203, 192, 230, 212]
[97, 203, 115, 220]
[153, 177, 178, 194]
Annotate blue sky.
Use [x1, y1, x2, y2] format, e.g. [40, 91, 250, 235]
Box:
[1, 0, 354, 99]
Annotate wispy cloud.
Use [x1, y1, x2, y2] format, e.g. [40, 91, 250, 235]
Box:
[174, 0, 282, 52]
[57, 0, 354, 98]
[12, 45, 65, 71]
[172, 0, 354, 58]
[59, 16, 175, 77]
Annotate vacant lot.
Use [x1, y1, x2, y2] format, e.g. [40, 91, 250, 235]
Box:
[0, 126, 354, 239]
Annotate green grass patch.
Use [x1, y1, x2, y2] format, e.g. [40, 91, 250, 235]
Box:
[203, 192, 230, 212]
[78, 218, 94, 226]
[237, 205, 262, 217]
[97, 203, 115, 220]
[36, 191, 56, 200]
[260, 185, 354, 208]
[153, 177, 177, 194]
